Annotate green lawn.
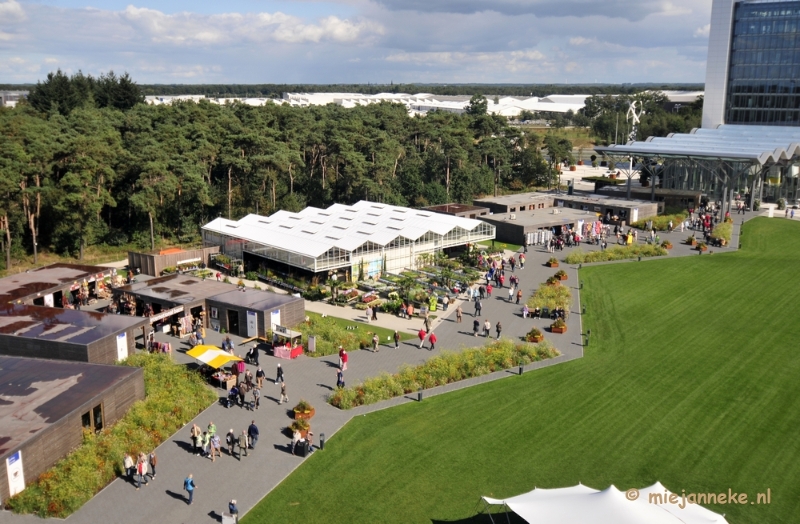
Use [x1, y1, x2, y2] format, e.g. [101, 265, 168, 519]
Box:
[306, 312, 414, 341]
[244, 218, 800, 524]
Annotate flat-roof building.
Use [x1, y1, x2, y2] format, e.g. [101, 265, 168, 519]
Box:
[0, 356, 144, 504]
[0, 263, 114, 306]
[115, 274, 305, 337]
[421, 204, 490, 219]
[201, 200, 495, 279]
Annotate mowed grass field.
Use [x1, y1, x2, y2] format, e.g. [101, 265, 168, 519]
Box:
[243, 218, 800, 524]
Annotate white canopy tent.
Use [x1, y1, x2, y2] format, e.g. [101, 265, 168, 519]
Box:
[482, 482, 729, 524]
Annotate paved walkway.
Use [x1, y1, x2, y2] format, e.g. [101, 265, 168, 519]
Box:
[0, 209, 768, 523]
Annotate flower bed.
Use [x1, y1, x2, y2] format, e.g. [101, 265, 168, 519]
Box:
[564, 244, 667, 264]
[631, 211, 688, 231]
[328, 339, 560, 409]
[5, 354, 216, 518]
[526, 282, 572, 312]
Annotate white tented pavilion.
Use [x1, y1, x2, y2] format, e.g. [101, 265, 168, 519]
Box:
[482, 482, 729, 524]
[201, 200, 495, 277]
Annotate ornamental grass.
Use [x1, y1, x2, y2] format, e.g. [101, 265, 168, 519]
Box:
[526, 281, 572, 312]
[631, 211, 688, 231]
[5, 354, 216, 518]
[564, 244, 667, 264]
[328, 339, 559, 410]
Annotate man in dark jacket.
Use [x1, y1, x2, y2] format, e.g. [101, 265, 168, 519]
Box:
[247, 421, 259, 449]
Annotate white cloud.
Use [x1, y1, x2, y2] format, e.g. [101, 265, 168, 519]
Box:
[0, 0, 25, 23]
[694, 23, 710, 37]
[569, 37, 596, 46]
[120, 6, 382, 46]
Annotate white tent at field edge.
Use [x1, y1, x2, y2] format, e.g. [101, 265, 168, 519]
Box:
[482, 482, 729, 524]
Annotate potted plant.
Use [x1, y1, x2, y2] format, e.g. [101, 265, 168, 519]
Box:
[293, 400, 315, 420]
[546, 257, 559, 268]
[661, 240, 673, 249]
[526, 327, 544, 343]
[289, 418, 311, 439]
[546, 276, 561, 286]
[696, 242, 708, 252]
[686, 235, 697, 247]
[550, 318, 567, 334]
[753, 199, 761, 211]
[569, 160, 577, 172]
[554, 269, 568, 281]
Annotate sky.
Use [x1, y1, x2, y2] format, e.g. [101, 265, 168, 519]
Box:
[0, 0, 713, 85]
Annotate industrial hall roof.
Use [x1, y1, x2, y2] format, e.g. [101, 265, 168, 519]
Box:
[595, 124, 800, 164]
[202, 200, 492, 258]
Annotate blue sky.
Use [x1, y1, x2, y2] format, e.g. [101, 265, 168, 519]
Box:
[0, 0, 713, 84]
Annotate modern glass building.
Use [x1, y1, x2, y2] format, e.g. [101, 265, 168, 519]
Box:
[705, 0, 800, 128]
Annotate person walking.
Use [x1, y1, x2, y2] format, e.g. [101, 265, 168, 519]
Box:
[418, 328, 427, 348]
[275, 363, 284, 385]
[201, 431, 210, 458]
[148, 451, 157, 480]
[226, 429, 236, 456]
[252, 387, 260, 410]
[248, 420, 259, 449]
[207, 421, 217, 438]
[336, 367, 345, 388]
[508, 287, 514, 302]
[393, 330, 400, 348]
[372, 333, 380, 352]
[183, 474, 196, 505]
[237, 430, 249, 459]
[516, 289, 522, 305]
[123, 452, 134, 482]
[473, 318, 480, 336]
[428, 332, 437, 351]
[519, 254, 525, 268]
[486, 283, 493, 297]
[136, 453, 148, 490]
[495, 321, 502, 340]
[365, 306, 372, 323]
[372, 305, 378, 321]
[456, 305, 462, 323]
[190, 424, 202, 456]
[279, 381, 288, 404]
[255, 366, 265, 389]
[484, 319, 491, 338]
[229, 500, 240, 524]
[474, 299, 482, 317]
[341, 348, 348, 370]
[423, 314, 431, 332]
[210, 434, 221, 462]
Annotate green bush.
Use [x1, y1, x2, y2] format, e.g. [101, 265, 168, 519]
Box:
[328, 339, 560, 409]
[526, 281, 572, 311]
[245, 271, 259, 281]
[6, 354, 216, 518]
[631, 212, 688, 231]
[712, 222, 733, 243]
[564, 244, 667, 264]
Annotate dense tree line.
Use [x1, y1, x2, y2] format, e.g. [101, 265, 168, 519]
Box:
[0, 92, 556, 269]
[582, 92, 704, 144]
[3, 82, 704, 99]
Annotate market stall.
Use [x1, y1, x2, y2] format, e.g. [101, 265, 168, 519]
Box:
[186, 345, 243, 390]
[272, 325, 303, 359]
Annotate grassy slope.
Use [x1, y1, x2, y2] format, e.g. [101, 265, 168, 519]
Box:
[243, 218, 800, 524]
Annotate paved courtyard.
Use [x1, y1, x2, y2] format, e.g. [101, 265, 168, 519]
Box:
[0, 209, 763, 524]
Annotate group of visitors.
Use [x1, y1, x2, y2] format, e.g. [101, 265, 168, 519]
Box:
[123, 451, 157, 490]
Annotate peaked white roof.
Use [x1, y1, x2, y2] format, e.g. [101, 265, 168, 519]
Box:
[596, 124, 800, 164]
[483, 482, 729, 524]
[202, 200, 489, 258]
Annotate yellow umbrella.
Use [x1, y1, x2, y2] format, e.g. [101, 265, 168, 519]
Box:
[187, 345, 243, 369]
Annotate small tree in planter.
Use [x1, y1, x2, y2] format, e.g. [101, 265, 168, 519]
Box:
[686, 235, 697, 246]
[526, 327, 544, 343]
[550, 318, 567, 334]
[696, 242, 708, 252]
[661, 240, 673, 249]
[293, 399, 315, 420]
[554, 269, 568, 281]
[289, 418, 311, 439]
[546, 276, 561, 286]
[546, 257, 559, 268]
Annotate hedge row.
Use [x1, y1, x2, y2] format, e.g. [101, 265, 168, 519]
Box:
[564, 244, 668, 264]
[328, 339, 560, 409]
[5, 354, 216, 518]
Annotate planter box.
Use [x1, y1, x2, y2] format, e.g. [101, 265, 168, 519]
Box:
[577, 160, 584, 166]
[569, 165, 577, 171]
[528, 335, 544, 343]
[294, 407, 315, 421]
[697, 245, 708, 252]
[558, 274, 568, 281]
[546, 262, 559, 268]
[550, 325, 567, 334]
[663, 244, 673, 250]
[688, 241, 697, 247]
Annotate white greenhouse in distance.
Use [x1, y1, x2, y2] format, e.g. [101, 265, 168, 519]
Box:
[201, 201, 496, 279]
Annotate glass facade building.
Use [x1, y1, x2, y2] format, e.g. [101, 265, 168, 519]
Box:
[726, 1, 800, 125]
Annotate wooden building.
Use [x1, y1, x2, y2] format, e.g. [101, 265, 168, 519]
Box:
[0, 263, 114, 307]
[0, 356, 144, 504]
[128, 246, 220, 277]
[0, 305, 148, 365]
